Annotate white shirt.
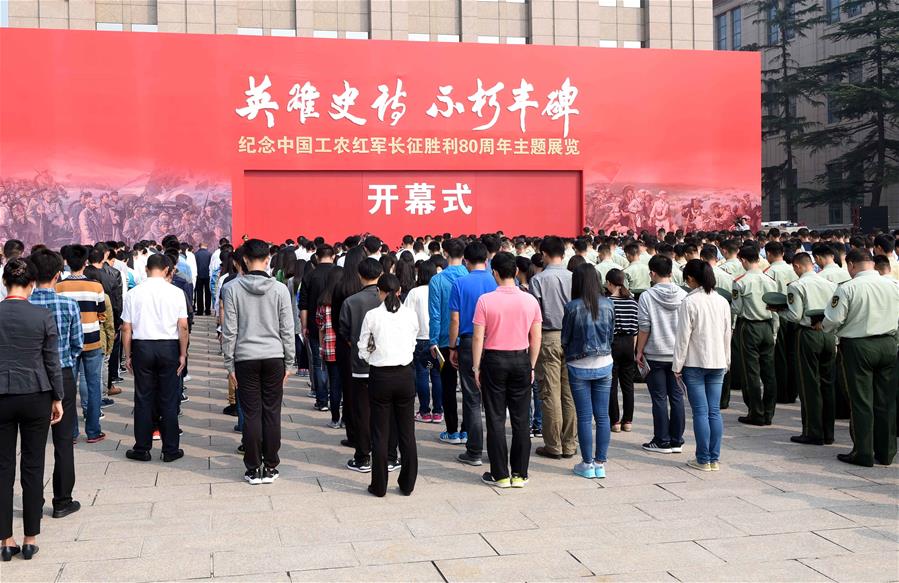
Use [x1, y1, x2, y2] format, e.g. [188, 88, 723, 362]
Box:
[209, 248, 222, 275]
[414, 251, 430, 263]
[295, 248, 313, 262]
[403, 285, 430, 340]
[185, 251, 198, 286]
[671, 288, 732, 373]
[122, 276, 188, 340]
[358, 304, 419, 368]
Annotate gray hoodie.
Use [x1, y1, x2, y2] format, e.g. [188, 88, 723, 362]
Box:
[221, 272, 296, 373]
[637, 283, 686, 363]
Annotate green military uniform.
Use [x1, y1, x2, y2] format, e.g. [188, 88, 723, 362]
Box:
[670, 262, 684, 286]
[818, 263, 853, 419]
[611, 252, 629, 269]
[824, 270, 899, 466]
[595, 259, 620, 285]
[720, 257, 746, 278]
[766, 260, 800, 403]
[732, 268, 778, 424]
[713, 266, 737, 409]
[782, 272, 838, 443]
[623, 261, 651, 291]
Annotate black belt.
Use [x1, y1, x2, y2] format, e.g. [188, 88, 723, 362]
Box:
[484, 349, 528, 355]
[459, 334, 472, 340]
[842, 334, 894, 341]
[738, 318, 771, 323]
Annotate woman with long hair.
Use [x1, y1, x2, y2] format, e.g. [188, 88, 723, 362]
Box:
[333, 245, 367, 447]
[0, 259, 65, 561]
[395, 259, 416, 302]
[316, 266, 345, 428]
[357, 274, 419, 497]
[605, 268, 639, 433]
[403, 260, 443, 423]
[673, 259, 731, 472]
[561, 263, 615, 479]
[287, 259, 307, 376]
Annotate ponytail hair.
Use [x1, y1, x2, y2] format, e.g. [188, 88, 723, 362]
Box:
[378, 273, 402, 313]
[683, 258, 715, 293]
[605, 268, 632, 299]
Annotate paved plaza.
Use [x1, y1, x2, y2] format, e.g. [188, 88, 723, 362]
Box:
[2, 317, 897, 583]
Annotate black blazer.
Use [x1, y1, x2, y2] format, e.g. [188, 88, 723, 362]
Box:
[0, 300, 64, 400]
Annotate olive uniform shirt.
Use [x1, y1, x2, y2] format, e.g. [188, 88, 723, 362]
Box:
[818, 263, 851, 285]
[732, 268, 777, 321]
[712, 266, 735, 292]
[595, 259, 619, 285]
[765, 260, 798, 294]
[623, 261, 651, 291]
[823, 270, 899, 338]
[782, 272, 837, 328]
[720, 258, 746, 278]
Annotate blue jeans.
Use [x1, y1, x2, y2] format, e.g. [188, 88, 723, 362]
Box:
[413, 339, 443, 415]
[308, 337, 329, 405]
[567, 363, 613, 464]
[682, 367, 725, 464]
[646, 360, 685, 446]
[74, 348, 104, 439]
[530, 379, 543, 429]
[325, 360, 343, 422]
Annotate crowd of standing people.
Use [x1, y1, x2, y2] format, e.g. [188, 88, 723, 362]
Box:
[0, 225, 897, 562]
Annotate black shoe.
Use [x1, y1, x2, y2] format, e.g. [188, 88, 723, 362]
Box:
[180, 394, 189, 402]
[790, 435, 824, 445]
[21, 544, 38, 560]
[561, 452, 577, 459]
[457, 452, 483, 466]
[535, 446, 561, 460]
[222, 404, 238, 417]
[738, 416, 766, 426]
[111, 376, 124, 383]
[237, 444, 245, 454]
[340, 439, 356, 449]
[0, 546, 20, 561]
[314, 403, 330, 412]
[530, 427, 543, 438]
[244, 467, 263, 485]
[387, 460, 402, 472]
[642, 440, 673, 454]
[367, 484, 384, 497]
[824, 438, 834, 445]
[162, 449, 184, 462]
[126, 449, 151, 461]
[100, 397, 115, 408]
[346, 458, 372, 473]
[261, 467, 280, 484]
[837, 453, 873, 467]
[52, 500, 81, 519]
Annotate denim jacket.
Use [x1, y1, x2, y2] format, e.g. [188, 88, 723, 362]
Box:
[561, 296, 614, 362]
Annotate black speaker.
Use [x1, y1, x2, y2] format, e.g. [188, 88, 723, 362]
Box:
[860, 206, 889, 232]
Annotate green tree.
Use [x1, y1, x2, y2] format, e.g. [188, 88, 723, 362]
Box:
[795, 0, 899, 209]
[746, 0, 823, 221]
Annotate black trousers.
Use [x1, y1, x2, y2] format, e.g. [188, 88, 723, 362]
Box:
[0, 392, 52, 539]
[609, 335, 636, 424]
[235, 358, 285, 470]
[369, 365, 418, 497]
[52, 368, 77, 509]
[196, 277, 211, 315]
[337, 341, 356, 446]
[108, 330, 122, 387]
[439, 346, 462, 434]
[480, 350, 532, 480]
[132, 340, 181, 455]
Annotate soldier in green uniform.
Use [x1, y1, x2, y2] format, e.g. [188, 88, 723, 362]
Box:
[595, 244, 620, 285]
[702, 245, 736, 409]
[765, 242, 800, 403]
[824, 249, 899, 467]
[778, 252, 838, 445]
[813, 242, 853, 419]
[623, 242, 651, 291]
[719, 239, 746, 278]
[731, 246, 779, 425]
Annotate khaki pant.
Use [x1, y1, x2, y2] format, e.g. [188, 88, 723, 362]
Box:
[537, 330, 577, 455]
[228, 375, 237, 406]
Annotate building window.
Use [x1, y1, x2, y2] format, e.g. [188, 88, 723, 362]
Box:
[506, 36, 528, 44]
[731, 7, 742, 49]
[826, 72, 842, 123]
[313, 30, 338, 38]
[238, 27, 264, 36]
[132, 24, 158, 32]
[599, 39, 617, 48]
[715, 14, 727, 50]
[96, 22, 124, 31]
[847, 64, 863, 84]
[787, 95, 797, 118]
[407, 33, 429, 41]
[598, 0, 616, 6]
[847, 0, 861, 16]
[767, 5, 779, 43]
[622, 40, 643, 48]
[477, 35, 500, 44]
[622, 0, 642, 7]
[271, 29, 296, 37]
[826, 0, 841, 23]
[828, 201, 844, 224]
[768, 189, 782, 221]
[437, 34, 460, 42]
[345, 31, 369, 39]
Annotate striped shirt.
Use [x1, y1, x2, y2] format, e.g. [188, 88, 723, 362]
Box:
[609, 295, 639, 336]
[55, 275, 106, 352]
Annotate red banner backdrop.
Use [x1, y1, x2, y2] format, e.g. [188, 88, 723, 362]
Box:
[0, 29, 760, 247]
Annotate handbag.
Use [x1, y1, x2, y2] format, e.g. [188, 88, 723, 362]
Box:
[367, 333, 377, 354]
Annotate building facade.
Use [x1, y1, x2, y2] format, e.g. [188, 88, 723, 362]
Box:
[1, 0, 712, 49]
[713, 0, 898, 228]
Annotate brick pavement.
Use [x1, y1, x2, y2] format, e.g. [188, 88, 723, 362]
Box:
[1, 316, 897, 582]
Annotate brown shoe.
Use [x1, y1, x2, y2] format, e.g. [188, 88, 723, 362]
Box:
[108, 386, 123, 396]
[535, 446, 561, 460]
